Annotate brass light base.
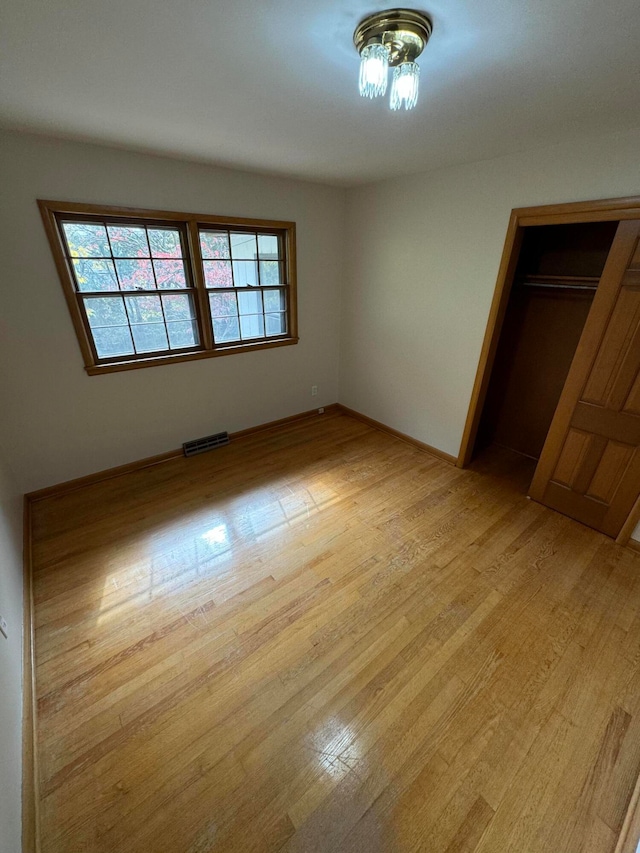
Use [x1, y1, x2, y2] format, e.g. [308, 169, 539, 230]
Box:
[353, 8, 433, 66]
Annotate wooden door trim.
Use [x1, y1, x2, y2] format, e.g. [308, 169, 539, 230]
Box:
[456, 210, 523, 468]
[458, 195, 640, 471]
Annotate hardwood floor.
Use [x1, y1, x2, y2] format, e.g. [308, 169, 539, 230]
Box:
[31, 411, 640, 853]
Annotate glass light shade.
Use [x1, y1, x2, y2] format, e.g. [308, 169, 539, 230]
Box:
[389, 61, 420, 110]
[358, 43, 390, 98]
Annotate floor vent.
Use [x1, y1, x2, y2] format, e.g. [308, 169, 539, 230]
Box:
[183, 431, 230, 457]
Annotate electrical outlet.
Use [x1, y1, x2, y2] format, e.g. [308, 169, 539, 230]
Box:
[318, 407, 325, 414]
[311, 385, 318, 396]
[0, 616, 7, 639]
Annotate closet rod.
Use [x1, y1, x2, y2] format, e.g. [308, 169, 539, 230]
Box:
[518, 281, 597, 292]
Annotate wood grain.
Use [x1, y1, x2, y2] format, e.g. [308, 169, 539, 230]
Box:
[530, 220, 640, 537]
[615, 773, 640, 853]
[458, 195, 640, 552]
[336, 404, 456, 464]
[29, 412, 640, 852]
[515, 195, 640, 227]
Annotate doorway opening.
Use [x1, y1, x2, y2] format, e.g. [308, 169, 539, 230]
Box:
[457, 195, 640, 543]
[473, 221, 617, 466]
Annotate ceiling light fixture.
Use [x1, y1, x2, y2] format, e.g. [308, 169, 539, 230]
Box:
[354, 8, 432, 111]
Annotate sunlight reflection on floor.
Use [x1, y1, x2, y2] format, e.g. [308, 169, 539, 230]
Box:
[95, 480, 341, 626]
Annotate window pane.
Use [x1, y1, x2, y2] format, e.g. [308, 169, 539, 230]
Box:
[263, 288, 285, 312]
[63, 223, 110, 257]
[124, 294, 163, 324]
[107, 225, 149, 257]
[148, 228, 182, 258]
[162, 293, 195, 321]
[260, 261, 283, 286]
[115, 259, 155, 290]
[265, 312, 286, 337]
[209, 292, 237, 318]
[237, 290, 262, 315]
[92, 326, 135, 358]
[153, 260, 187, 289]
[258, 234, 279, 259]
[167, 320, 198, 349]
[84, 296, 128, 327]
[204, 260, 233, 288]
[230, 233, 257, 260]
[200, 231, 230, 259]
[232, 260, 258, 287]
[131, 323, 169, 353]
[72, 259, 118, 292]
[124, 294, 167, 353]
[213, 316, 240, 343]
[240, 314, 265, 340]
[56, 214, 293, 365]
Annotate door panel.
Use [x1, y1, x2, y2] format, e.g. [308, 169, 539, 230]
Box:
[529, 220, 640, 537]
[553, 429, 591, 487]
[586, 441, 634, 503]
[625, 372, 640, 415]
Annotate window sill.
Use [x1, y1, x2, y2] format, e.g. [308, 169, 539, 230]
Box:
[84, 336, 299, 375]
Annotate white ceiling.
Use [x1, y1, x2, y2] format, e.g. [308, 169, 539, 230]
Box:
[1, 0, 639, 185]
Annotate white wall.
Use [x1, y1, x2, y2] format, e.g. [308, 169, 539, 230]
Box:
[0, 450, 23, 853]
[0, 130, 346, 492]
[341, 127, 640, 463]
[1, 126, 639, 495]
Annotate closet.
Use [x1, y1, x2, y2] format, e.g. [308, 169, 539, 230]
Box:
[471, 215, 640, 538]
[476, 222, 618, 460]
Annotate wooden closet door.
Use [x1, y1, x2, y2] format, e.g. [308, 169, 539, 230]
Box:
[529, 219, 640, 537]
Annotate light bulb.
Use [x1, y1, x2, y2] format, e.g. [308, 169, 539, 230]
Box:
[389, 62, 420, 110]
[358, 43, 390, 98]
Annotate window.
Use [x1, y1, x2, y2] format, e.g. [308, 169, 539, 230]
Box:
[39, 201, 298, 374]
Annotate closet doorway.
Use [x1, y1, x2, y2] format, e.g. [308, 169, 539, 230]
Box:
[459, 196, 640, 542]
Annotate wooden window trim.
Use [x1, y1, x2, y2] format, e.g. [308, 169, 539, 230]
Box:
[38, 200, 299, 374]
